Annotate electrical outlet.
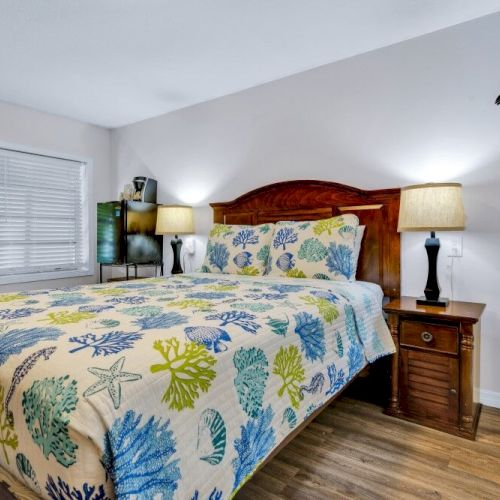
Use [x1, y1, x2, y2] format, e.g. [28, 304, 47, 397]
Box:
[448, 235, 463, 257]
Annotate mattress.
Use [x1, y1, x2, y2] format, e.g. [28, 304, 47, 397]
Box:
[0, 273, 395, 499]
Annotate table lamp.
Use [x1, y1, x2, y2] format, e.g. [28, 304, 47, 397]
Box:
[156, 205, 194, 274]
[398, 183, 465, 307]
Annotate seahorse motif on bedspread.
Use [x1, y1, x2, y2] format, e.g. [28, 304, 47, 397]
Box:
[299, 372, 325, 398]
[5, 346, 57, 424]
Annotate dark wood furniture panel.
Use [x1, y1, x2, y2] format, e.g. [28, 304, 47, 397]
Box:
[211, 180, 401, 298]
[384, 297, 485, 439]
[401, 320, 458, 354]
[401, 349, 459, 426]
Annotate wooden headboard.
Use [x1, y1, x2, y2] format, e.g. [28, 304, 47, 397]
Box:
[210, 180, 401, 298]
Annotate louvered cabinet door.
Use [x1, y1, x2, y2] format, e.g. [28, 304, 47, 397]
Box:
[400, 348, 459, 426]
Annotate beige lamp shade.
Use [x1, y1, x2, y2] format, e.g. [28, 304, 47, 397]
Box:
[398, 183, 465, 232]
[156, 205, 195, 235]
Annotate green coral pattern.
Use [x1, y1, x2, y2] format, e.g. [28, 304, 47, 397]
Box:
[237, 266, 260, 276]
[268, 215, 360, 281]
[298, 238, 327, 262]
[206, 284, 238, 291]
[273, 345, 305, 409]
[286, 269, 306, 278]
[0, 384, 18, 464]
[121, 305, 162, 316]
[300, 296, 339, 324]
[313, 217, 345, 236]
[230, 302, 274, 312]
[0, 294, 25, 303]
[22, 376, 78, 467]
[256, 245, 270, 265]
[210, 224, 234, 238]
[94, 288, 128, 296]
[150, 338, 217, 411]
[0, 272, 394, 498]
[167, 299, 214, 311]
[234, 347, 269, 417]
[42, 311, 96, 325]
[266, 316, 289, 336]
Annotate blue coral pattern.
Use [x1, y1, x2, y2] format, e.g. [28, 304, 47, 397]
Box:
[268, 214, 362, 281]
[0, 273, 394, 499]
[202, 223, 274, 275]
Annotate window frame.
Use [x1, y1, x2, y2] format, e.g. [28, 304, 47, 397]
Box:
[0, 141, 94, 285]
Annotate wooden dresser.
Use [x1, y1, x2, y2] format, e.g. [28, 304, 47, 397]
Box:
[383, 297, 485, 439]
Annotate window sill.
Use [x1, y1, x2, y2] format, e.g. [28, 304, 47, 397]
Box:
[0, 268, 94, 286]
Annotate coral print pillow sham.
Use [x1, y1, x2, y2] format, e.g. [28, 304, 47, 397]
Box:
[202, 223, 273, 275]
[268, 214, 360, 281]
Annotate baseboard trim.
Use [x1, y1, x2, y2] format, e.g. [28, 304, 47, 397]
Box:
[475, 388, 500, 409]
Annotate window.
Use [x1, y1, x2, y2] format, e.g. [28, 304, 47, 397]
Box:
[0, 146, 92, 284]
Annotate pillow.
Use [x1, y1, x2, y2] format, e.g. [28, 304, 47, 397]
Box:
[202, 223, 274, 275]
[267, 214, 360, 281]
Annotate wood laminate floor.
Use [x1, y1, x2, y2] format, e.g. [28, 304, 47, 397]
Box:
[236, 397, 500, 500]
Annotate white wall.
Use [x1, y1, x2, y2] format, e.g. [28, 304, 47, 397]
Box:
[112, 14, 500, 403]
[0, 100, 112, 291]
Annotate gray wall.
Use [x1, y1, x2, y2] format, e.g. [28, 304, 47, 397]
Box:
[112, 14, 500, 403]
[0, 100, 113, 291]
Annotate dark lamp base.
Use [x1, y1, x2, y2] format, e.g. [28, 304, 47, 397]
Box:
[170, 236, 184, 274]
[416, 296, 449, 307]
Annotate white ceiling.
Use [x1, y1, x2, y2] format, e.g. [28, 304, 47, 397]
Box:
[2, 0, 500, 128]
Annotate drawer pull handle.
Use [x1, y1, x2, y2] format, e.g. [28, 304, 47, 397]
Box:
[421, 331, 434, 343]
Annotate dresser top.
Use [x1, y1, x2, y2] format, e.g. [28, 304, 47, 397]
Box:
[384, 296, 486, 322]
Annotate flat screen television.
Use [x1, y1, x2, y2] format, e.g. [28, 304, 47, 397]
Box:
[97, 201, 163, 264]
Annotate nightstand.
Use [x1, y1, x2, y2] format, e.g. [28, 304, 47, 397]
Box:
[383, 297, 485, 440]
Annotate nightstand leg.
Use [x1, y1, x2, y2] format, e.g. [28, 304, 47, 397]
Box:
[388, 314, 400, 413]
[460, 324, 474, 432]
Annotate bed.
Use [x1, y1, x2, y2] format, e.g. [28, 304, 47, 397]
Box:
[0, 180, 401, 500]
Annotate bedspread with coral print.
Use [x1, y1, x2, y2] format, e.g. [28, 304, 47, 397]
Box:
[0, 273, 394, 499]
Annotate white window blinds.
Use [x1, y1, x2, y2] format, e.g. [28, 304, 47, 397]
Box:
[0, 147, 90, 283]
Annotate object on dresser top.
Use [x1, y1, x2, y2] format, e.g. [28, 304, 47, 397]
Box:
[132, 176, 157, 203]
[398, 183, 466, 307]
[156, 205, 195, 274]
[119, 177, 157, 203]
[384, 296, 485, 440]
[267, 214, 360, 281]
[201, 222, 274, 275]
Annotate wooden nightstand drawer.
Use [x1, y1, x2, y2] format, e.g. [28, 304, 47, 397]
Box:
[401, 320, 458, 355]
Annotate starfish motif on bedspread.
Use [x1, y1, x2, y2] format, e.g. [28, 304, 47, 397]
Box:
[83, 357, 141, 409]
